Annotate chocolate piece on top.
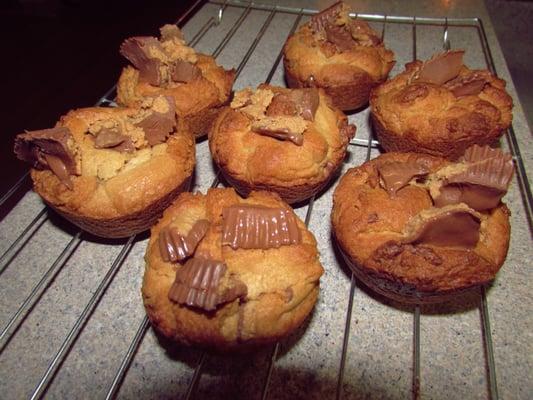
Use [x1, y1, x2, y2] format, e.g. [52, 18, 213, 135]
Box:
[405, 210, 481, 248]
[159, 219, 210, 262]
[435, 145, 514, 211]
[415, 50, 464, 85]
[222, 204, 302, 250]
[135, 97, 176, 146]
[14, 127, 77, 189]
[377, 161, 429, 196]
[324, 24, 355, 51]
[168, 257, 247, 311]
[170, 60, 202, 83]
[120, 37, 163, 86]
[252, 125, 304, 146]
[266, 89, 320, 122]
[309, 1, 343, 32]
[444, 73, 488, 97]
[94, 128, 135, 153]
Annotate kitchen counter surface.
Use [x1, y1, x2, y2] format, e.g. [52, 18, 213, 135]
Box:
[0, 1, 530, 399]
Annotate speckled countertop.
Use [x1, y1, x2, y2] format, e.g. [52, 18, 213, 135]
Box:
[0, 1, 531, 399]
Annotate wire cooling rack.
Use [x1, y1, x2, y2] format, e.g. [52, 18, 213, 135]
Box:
[0, 1, 531, 399]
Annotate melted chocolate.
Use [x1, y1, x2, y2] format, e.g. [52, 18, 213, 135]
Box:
[445, 74, 487, 97]
[170, 60, 202, 83]
[406, 210, 480, 248]
[159, 220, 210, 262]
[14, 127, 77, 189]
[168, 257, 247, 311]
[252, 125, 304, 146]
[120, 37, 163, 85]
[435, 145, 514, 211]
[222, 204, 302, 250]
[377, 161, 429, 196]
[135, 97, 176, 145]
[325, 24, 355, 51]
[94, 128, 135, 153]
[266, 89, 320, 122]
[416, 50, 464, 85]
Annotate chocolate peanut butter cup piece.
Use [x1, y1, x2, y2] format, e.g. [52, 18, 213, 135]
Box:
[252, 124, 304, 146]
[14, 127, 77, 189]
[309, 1, 343, 32]
[415, 50, 465, 85]
[135, 97, 176, 145]
[266, 89, 320, 121]
[434, 145, 514, 211]
[159, 219, 210, 263]
[405, 209, 481, 248]
[222, 204, 301, 250]
[377, 160, 430, 196]
[171, 60, 202, 83]
[324, 24, 356, 51]
[444, 73, 488, 97]
[120, 37, 163, 86]
[94, 128, 135, 153]
[168, 257, 247, 311]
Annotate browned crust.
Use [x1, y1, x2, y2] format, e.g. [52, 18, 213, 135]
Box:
[209, 86, 354, 204]
[370, 61, 513, 159]
[285, 57, 376, 111]
[49, 176, 191, 238]
[142, 188, 324, 350]
[331, 152, 511, 303]
[117, 54, 235, 138]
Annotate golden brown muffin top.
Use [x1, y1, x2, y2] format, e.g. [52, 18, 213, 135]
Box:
[332, 148, 513, 292]
[209, 85, 355, 187]
[370, 51, 513, 146]
[283, 2, 394, 84]
[117, 25, 235, 113]
[14, 97, 195, 219]
[143, 188, 324, 347]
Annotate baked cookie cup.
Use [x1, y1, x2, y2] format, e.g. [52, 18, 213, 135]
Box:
[117, 24, 235, 139]
[370, 50, 513, 159]
[283, 1, 394, 111]
[142, 188, 324, 350]
[209, 85, 355, 204]
[15, 96, 195, 238]
[331, 148, 513, 303]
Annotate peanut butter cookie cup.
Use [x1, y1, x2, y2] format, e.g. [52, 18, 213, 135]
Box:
[283, 1, 395, 111]
[142, 188, 324, 349]
[209, 85, 355, 204]
[14, 96, 195, 238]
[370, 50, 513, 159]
[117, 24, 235, 138]
[331, 146, 513, 303]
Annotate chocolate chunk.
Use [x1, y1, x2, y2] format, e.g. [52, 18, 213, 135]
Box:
[349, 19, 382, 46]
[406, 210, 480, 248]
[168, 257, 247, 311]
[159, 219, 210, 262]
[252, 125, 304, 146]
[309, 1, 343, 32]
[120, 37, 163, 85]
[14, 127, 77, 189]
[170, 60, 202, 83]
[416, 50, 464, 85]
[160, 24, 183, 41]
[325, 24, 356, 51]
[398, 84, 429, 103]
[94, 128, 135, 153]
[377, 161, 430, 196]
[266, 89, 320, 121]
[445, 73, 487, 97]
[410, 246, 443, 265]
[222, 204, 302, 250]
[435, 145, 514, 211]
[135, 97, 176, 145]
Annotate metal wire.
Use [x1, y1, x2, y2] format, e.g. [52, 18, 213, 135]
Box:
[211, 1, 253, 58]
[480, 286, 499, 400]
[413, 306, 421, 400]
[0, 172, 29, 208]
[0, 231, 83, 353]
[29, 235, 136, 400]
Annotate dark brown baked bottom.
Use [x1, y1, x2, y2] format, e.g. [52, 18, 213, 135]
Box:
[335, 236, 487, 304]
[45, 176, 192, 238]
[371, 113, 502, 160]
[284, 60, 376, 111]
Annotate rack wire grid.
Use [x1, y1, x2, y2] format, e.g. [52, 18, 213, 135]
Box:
[0, 0, 531, 399]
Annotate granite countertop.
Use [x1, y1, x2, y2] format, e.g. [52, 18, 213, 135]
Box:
[0, 1, 531, 399]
